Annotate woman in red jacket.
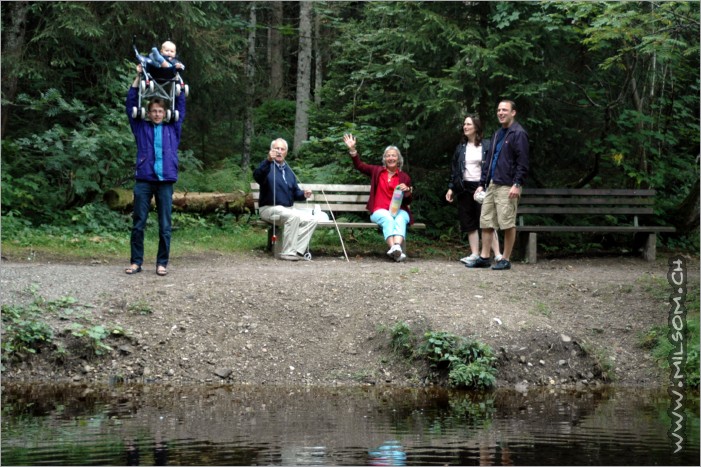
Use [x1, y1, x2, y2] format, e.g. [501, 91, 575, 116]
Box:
[343, 133, 414, 262]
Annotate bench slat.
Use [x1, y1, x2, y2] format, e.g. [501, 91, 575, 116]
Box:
[519, 207, 654, 215]
[522, 188, 657, 196]
[254, 220, 426, 229]
[252, 194, 369, 203]
[518, 225, 676, 233]
[520, 197, 653, 206]
[251, 182, 372, 192]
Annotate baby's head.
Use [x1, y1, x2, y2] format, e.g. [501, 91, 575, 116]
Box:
[160, 41, 177, 59]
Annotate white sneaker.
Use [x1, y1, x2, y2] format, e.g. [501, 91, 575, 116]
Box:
[387, 244, 402, 260]
[459, 254, 480, 264]
[396, 252, 407, 262]
[495, 254, 503, 262]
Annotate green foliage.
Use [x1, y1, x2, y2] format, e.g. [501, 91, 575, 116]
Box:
[1, 303, 54, 361]
[67, 324, 123, 357]
[4, 86, 135, 219]
[178, 159, 249, 193]
[2, 0, 698, 254]
[640, 317, 700, 388]
[389, 321, 414, 358]
[128, 300, 153, 316]
[638, 275, 700, 387]
[448, 359, 497, 390]
[386, 323, 497, 390]
[1, 289, 127, 364]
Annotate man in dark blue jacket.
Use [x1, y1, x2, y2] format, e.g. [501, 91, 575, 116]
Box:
[468, 100, 529, 270]
[253, 138, 318, 261]
[125, 63, 185, 276]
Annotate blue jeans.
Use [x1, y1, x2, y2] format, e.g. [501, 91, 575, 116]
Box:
[370, 209, 409, 240]
[130, 181, 174, 267]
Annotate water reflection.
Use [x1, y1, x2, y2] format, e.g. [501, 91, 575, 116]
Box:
[1, 383, 698, 465]
[368, 440, 406, 465]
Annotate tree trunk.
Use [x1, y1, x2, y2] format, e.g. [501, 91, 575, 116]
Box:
[293, 1, 312, 152]
[269, 1, 284, 99]
[313, 8, 323, 106]
[670, 172, 700, 235]
[104, 189, 254, 213]
[1, 1, 29, 139]
[242, 3, 257, 169]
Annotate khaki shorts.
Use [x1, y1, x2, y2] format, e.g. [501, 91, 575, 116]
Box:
[479, 184, 519, 230]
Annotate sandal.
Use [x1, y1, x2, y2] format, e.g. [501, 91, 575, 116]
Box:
[125, 265, 142, 275]
[156, 266, 168, 276]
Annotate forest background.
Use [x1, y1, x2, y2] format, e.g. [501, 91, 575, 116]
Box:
[1, 1, 699, 256]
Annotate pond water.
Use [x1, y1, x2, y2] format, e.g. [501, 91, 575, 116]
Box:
[1, 383, 698, 466]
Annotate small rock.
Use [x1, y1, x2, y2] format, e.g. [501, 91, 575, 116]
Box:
[539, 360, 545, 366]
[558, 359, 567, 366]
[167, 369, 175, 376]
[214, 368, 233, 379]
[519, 355, 527, 364]
[492, 317, 502, 325]
[118, 345, 134, 355]
[560, 334, 572, 343]
[514, 380, 528, 393]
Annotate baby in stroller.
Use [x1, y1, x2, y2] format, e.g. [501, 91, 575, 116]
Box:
[147, 40, 185, 71]
[131, 37, 189, 123]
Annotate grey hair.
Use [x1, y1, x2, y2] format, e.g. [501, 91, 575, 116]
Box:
[382, 145, 404, 170]
[270, 138, 288, 151]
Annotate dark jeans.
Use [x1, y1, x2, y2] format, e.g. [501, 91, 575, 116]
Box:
[130, 181, 174, 267]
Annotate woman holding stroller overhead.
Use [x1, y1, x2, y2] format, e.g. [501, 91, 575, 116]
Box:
[343, 133, 415, 262]
[124, 63, 185, 277]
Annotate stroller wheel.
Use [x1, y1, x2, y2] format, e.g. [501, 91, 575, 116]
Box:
[131, 106, 138, 119]
[140, 107, 147, 120]
[175, 84, 181, 97]
[166, 109, 172, 122]
[184, 84, 190, 97]
[173, 110, 180, 122]
[139, 80, 146, 93]
[149, 81, 155, 93]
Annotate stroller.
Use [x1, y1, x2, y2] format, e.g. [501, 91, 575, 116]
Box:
[131, 36, 189, 122]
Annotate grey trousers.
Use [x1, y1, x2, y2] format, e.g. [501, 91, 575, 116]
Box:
[259, 205, 318, 257]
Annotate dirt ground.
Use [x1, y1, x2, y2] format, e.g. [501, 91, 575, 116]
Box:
[1, 250, 696, 390]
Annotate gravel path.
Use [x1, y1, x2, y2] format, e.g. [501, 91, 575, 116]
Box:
[2, 252, 692, 389]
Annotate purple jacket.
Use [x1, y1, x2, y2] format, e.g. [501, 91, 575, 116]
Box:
[126, 87, 185, 183]
[351, 153, 415, 225]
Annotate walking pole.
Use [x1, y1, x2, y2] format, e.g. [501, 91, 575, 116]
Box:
[320, 188, 350, 262]
[287, 165, 350, 262]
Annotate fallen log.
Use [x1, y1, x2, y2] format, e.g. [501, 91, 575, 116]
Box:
[104, 188, 255, 214]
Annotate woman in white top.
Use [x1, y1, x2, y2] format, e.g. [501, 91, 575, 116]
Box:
[445, 115, 501, 266]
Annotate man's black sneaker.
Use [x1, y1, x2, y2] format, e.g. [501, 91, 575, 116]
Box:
[466, 256, 491, 268]
[491, 259, 512, 270]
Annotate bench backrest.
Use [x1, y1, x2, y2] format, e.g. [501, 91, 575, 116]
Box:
[518, 188, 657, 225]
[250, 183, 370, 214]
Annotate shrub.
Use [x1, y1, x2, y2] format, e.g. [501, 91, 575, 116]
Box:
[384, 323, 497, 390]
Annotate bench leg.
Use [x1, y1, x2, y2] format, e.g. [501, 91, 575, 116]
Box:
[267, 226, 284, 259]
[642, 233, 656, 262]
[527, 232, 538, 264]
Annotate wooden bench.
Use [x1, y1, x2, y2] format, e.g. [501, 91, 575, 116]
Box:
[250, 183, 426, 257]
[516, 188, 676, 263]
